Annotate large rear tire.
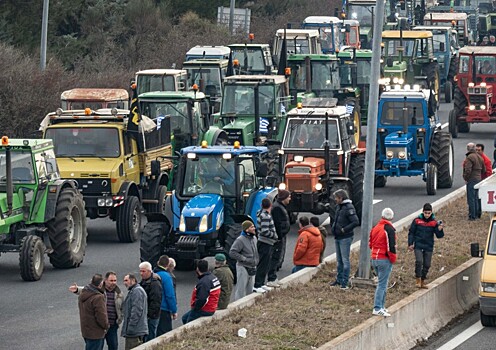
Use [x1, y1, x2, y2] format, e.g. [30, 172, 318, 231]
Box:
[444, 81, 453, 103]
[154, 185, 167, 215]
[430, 132, 454, 189]
[140, 220, 170, 267]
[449, 109, 458, 138]
[453, 87, 470, 133]
[47, 188, 87, 269]
[116, 196, 141, 243]
[19, 235, 45, 281]
[426, 163, 437, 196]
[344, 97, 362, 146]
[349, 154, 365, 221]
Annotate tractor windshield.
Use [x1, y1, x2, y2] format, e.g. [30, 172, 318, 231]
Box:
[432, 32, 447, 54]
[45, 127, 121, 158]
[357, 59, 372, 85]
[348, 6, 373, 26]
[289, 60, 340, 96]
[186, 67, 222, 96]
[140, 101, 191, 134]
[136, 75, 175, 95]
[283, 118, 340, 149]
[221, 84, 275, 115]
[181, 154, 236, 197]
[384, 39, 415, 57]
[380, 101, 424, 126]
[0, 150, 35, 184]
[231, 48, 265, 73]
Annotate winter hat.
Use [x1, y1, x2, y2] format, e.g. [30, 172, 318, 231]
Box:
[215, 253, 226, 262]
[423, 203, 432, 212]
[242, 220, 254, 231]
[278, 189, 290, 201]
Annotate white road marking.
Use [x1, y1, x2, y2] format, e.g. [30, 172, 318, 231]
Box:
[322, 199, 383, 226]
[435, 321, 484, 350]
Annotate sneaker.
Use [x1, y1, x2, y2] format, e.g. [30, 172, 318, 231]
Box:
[253, 287, 267, 293]
[340, 285, 349, 290]
[372, 308, 391, 317]
[329, 280, 340, 287]
[266, 281, 281, 288]
[261, 285, 273, 291]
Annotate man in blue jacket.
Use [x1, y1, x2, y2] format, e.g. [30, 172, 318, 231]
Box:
[408, 203, 444, 289]
[154, 255, 178, 335]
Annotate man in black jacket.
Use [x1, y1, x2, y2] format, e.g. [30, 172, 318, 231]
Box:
[329, 189, 359, 289]
[139, 261, 162, 342]
[267, 189, 291, 287]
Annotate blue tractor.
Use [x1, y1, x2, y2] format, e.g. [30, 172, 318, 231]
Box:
[140, 143, 277, 269]
[375, 87, 454, 195]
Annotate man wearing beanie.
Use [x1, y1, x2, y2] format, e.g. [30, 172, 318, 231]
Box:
[267, 189, 291, 287]
[229, 220, 259, 300]
[408, 203, 444, 289]
[212, 253, 234, 309]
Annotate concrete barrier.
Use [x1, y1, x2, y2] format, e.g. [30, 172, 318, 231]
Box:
[135, 185, 470, 350]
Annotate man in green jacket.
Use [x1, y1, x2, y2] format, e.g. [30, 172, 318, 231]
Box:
[213, 253, 234, 309]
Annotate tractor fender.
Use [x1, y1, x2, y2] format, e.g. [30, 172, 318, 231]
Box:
[145, 189, 175, 228]
[45, 179, 79, 221]
[144, 172, 169, 200]
[245, 187, 278, 222]
[203, 127, 228, 145]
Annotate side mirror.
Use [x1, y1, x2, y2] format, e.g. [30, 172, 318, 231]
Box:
[200, 100, 210, 116]
[345, 24, 351, 33]
[470, 242, 483, 257]
[46, 158, 58, 173]
[387, 57, 394, 67]
[256, 162, 268, 178]
[439, 42, 445, 52]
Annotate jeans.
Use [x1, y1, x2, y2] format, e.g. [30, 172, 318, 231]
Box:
[414, 249, 433, 279]
[372, 259, 393, 311]
[157, 310, 173, 336]
[144, 317, 159, 342]
[335, 237, 353, 287]
[234, 264, 255, 300]
[291, 265, 312, 273]
[84, 338, 104, 350]
[105, 324, 118, 350]
[254, 242, 273, 288]
[268, 238, 284, 282]
[181, 309, 214, 324]
[466, 180, 480, 219]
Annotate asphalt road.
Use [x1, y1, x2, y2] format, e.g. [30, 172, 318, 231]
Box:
[1, 101, 495, 350]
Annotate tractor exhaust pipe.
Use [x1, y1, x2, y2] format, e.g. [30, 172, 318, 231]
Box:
[472, 51, 477, 85]
[5, 146, 13, 215]
[402, 96, 409, 134]
[324, 112, 332, 204]
[305, 56, 312, 93]
[254, 83, 260, 145]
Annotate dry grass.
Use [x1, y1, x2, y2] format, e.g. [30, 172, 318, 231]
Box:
[161, 197, 488, 350]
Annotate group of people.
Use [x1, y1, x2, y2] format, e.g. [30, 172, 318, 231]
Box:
[479, 35, 496, 46]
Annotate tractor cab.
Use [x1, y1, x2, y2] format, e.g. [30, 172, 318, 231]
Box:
[228, 43, 275, 75]
[185, 45, 231, 61]
[134, 69, 188, 94]
[424, 12, 471, 46]
[301, 16, 361, 53]
[60, 88, 129, 110]
[272, 29, 322, 67]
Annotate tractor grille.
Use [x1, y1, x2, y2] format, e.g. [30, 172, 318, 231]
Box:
[287, 178, 313, 192]
[225, 129, 243, 145]
[80, 173, 110, 178]
[469, 95, 485, 105]
[287, 167, 311, 174]
[185, 217, 200, 231]
[77, 178, 111, 195]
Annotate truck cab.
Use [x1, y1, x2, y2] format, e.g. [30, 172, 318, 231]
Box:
[134, 69, 188, 94]
[61, 88, 129, 110]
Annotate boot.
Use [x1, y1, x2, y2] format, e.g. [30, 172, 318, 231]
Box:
[415, 277, 422, 288]
[420, 279, 428, 289]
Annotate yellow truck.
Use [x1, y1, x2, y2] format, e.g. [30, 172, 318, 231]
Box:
[474, 175, 496, 326]
[39, 107, 173, 242]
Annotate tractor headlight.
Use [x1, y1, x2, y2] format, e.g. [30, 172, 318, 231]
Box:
[481, 282, 496, 293]
[398, 151, 407, 159]
[278, 182, 287, 190]
[481, 105, 486, 110]
[105, 198, 113, 206]
[468, 82, 475, 87]
[199, 215, 209, 233]
[469, 105, 476, 110]
[386, 151, 394, 159]
[393, 77, 399, 84]
[97, 198, 105, 207]
[179, 215, 185, 232]
[315, 183, 323, 191]
[480, 82, 487, 87]
[398, 78, 404, 85]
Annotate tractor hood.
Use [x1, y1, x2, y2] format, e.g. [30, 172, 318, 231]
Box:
[180, 194, 224, 234]
[384, 132, 413, 147]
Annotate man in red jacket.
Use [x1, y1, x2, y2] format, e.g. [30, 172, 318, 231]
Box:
[369, 208, 397, 317]
[476, 143, 492, 179]
[292, 216, 323, 273]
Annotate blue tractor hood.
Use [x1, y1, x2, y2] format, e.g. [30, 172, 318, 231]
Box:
[180, 194, 224, 235]
[384, 131, 413, 147]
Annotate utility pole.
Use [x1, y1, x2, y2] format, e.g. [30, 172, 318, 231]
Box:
[229, 0, 235, 35]
[40, 0, 49, 71]
[356, 0, 386, 280]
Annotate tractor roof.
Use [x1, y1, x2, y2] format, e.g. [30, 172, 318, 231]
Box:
[302, 16, 341, 25]
[223, 75, 287, 84]
[138, 91, 206, 100]
[181, 145, 267, 156]
[275, 29, 320, 38]
[424, 12, 468, 20]
[380, 89, 430, 101]
[343, 19, 360, 26]
[228, 43, 270, 49]
[413, 25, 453, 32]
[61, 88, 129, 102]
[135, 69, 186, 76]
[186, 45, 231, 56]
[382, 30, 433, 39]
[0, 138, 53, 151]
[338, 48, 373, 58]
[182, 59, 229, 66]
[288, 53, 338, 61]
[459, 46, 496, 55]
[287, 105, 349, 117]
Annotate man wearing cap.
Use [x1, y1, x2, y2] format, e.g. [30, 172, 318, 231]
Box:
[213, 253, 234, 309]
[229, 220, 259, 300]
[267, 189, 291, 287]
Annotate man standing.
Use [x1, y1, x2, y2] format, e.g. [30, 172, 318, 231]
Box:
[77, 274, 109, 350]
[230, 220, 259, 298]
[476, 143, 492, 179]
[329, 189, 359, 289]
[121, 274, 148, 350]
[154, 255, 178, 336]
[267, 189, 291, 287]
[254, 198, 278, 293]
[212, 253, 234, 309]
[408, 203, 444, 289]
[71, 272, 123, 350]
[463, 142, 485, 220]
[182, 259, 221, 324]
[292, 216, 323, 272]
[139, 261, 162, 341]
[369, 208, 397, 317]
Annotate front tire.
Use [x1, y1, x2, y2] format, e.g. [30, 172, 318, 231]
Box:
[481, 310, 496, 327]
[140, 220, 170, 267]
[116, 196, 141, 243]
[430, 132, 454, 189]
[19, 235, 45, 281]
[349, 154, 365, 221]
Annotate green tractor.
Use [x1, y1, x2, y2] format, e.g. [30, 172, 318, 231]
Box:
[0, 136, 87, 281]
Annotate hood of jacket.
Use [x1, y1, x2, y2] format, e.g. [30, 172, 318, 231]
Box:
[80, 284, 103, 303]
[299, 225, 321, 237]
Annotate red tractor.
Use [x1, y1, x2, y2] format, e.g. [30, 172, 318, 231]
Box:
[450, 47, 496, 138]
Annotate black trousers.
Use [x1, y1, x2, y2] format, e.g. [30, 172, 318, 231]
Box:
[414, 249, 433, 279]
[254, 241, 274, 288]
[268, 238, 284, 282]
[157, 310, 172, 336]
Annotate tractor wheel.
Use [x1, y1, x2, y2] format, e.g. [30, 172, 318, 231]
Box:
[328, 182, 351, 221]
[453, 86, 471, 133]
[458, 121, 471, 133]
[288, 211, 298, 225]
[481, 310, 496, 327]
[349, 153, 365, 222]
[430, 132, 454, 189]
[374, 149, 387, 188]
[47, 188, 87, 269]
[426, 163, 438, 196]
[425, 62, 440, 108]
[140, 220, 169, 267]
[448, 57, 459, 89]
[116, 196, 141, 243]
[19, 235, 45, 281]
[344, 97, 362, 146]
[262, 151, 280, 179]
[449, 109, 458, 138]
[444, 81, 453, 103]
[154, 185, 167, 215]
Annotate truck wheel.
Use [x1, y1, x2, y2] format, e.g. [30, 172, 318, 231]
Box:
[47, 188, 87, 269]
[481, 310, 496, 327]
[19, 235, 45, 281]
[328, 182, 351, 220]
[154, 185, 167, 215]
[349, 154, 365, 222]
[140, 221, 169, 267]
[448, 110, 458, 138]
[426, 163, 437, 196]
[444, 81, 453, 103]
[430, 132, 454, 189]
[116, 196, 141, 243]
